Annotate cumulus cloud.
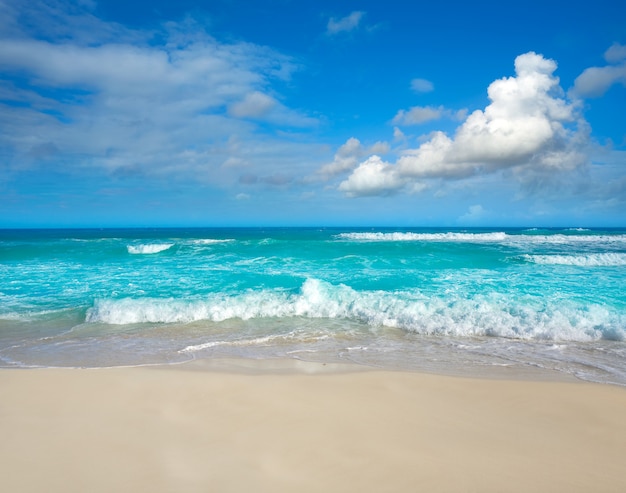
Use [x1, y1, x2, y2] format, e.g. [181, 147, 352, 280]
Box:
[338, 155, 403, 197]
[316, 137, 389, 179]
[411, 78, 434, 93]
[340, 52, 588, 197]
[572, 43, 626, 98]
[326, 11, 365, 35]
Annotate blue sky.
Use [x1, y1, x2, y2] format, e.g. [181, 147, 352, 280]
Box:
[1, 0, 625, 227]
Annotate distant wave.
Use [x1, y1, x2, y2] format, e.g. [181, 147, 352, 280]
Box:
[337, 232, 508, 242]
[337, 231, 626, 245]
[191, 239, 235, 245]
[513, 234, 626, 245]
[86, 279, 624, 342]
[523, 253, 626, 266]
[127, 243, 174, 254]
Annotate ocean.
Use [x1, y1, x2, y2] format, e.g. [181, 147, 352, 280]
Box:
[1, 227, 625, 384]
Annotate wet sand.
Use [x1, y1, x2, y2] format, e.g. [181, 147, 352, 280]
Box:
[2, 360, 626, 493]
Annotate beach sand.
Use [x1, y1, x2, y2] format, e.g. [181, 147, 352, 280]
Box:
[2, 360, 626, 493]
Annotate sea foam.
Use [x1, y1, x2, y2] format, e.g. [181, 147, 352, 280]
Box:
[337, 232, 508, 242]
[338, 231, 626, 246]
[524, 253, 626, 266]
[127, 243, 174, 254]
[86, 279, 625, 342]
[191, 239, 235, 245]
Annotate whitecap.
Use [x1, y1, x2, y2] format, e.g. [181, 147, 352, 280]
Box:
[336, 232, 507, 242]
[337, 231, 626, 247]
[127, 243, 174, 254]
[191, 239, 234, 245]
[523, 253, 626, 267]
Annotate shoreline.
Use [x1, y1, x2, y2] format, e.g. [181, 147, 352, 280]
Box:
[2, 359, 626, 492]
[0, 353, 595, 384]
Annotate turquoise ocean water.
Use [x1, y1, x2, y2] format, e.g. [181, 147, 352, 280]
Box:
[1, 227, 625, 384]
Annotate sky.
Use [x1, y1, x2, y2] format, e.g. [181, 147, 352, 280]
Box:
[0, 0, 625, 227]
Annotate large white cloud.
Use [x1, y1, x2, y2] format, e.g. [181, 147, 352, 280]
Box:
[340, 52, 587, 197]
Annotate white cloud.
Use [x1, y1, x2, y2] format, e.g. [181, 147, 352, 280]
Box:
[572, 43, 626, 98]
[338, 155, 403, 197]
[0, 0, 145, 48]
[392, 105, 444, 125]
[604, 43, 626, 64]
[573, 65, 626, 98]
[369, 141, 391, 154]
[410, 78, 434, 93]
[393, 126, 406, 141]
[340, 52, 588, 197]
[392, 105, 468, 126]
[0, 1, 319, 184]
[229, 91, 277, 118]
[317, 137, 389, 179]
[326, 11, 365, 35]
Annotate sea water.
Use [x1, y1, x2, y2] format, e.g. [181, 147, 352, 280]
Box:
[1, 227, 625, 384]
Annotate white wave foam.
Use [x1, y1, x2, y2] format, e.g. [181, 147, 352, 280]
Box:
[191, 239, 234, 245]
[86, 279, 625, 342]
[514, 234, 626, 245]
[337, 231, 626, 245]
[337, 232, 508, 242]
[524, 253, 626, 266]
[127, 243, 174, 254]
[179, 332, 329, 353]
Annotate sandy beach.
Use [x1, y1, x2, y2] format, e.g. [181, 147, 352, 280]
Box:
[2, 360, 626, 493]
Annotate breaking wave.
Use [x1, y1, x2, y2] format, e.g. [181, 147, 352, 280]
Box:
[127, 243, 174, 254]
[86, 279, 624, 342]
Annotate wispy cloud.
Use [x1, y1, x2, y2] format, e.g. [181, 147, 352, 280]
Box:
[458, 204, 488, 224]
[392, 106, 443, 125]
[410, 78, 434, 93]
[391, 105, 467, 126]
[229, 92, 278, 119]
[0, 1, 319, 188]
[326, 11, 366, 35]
